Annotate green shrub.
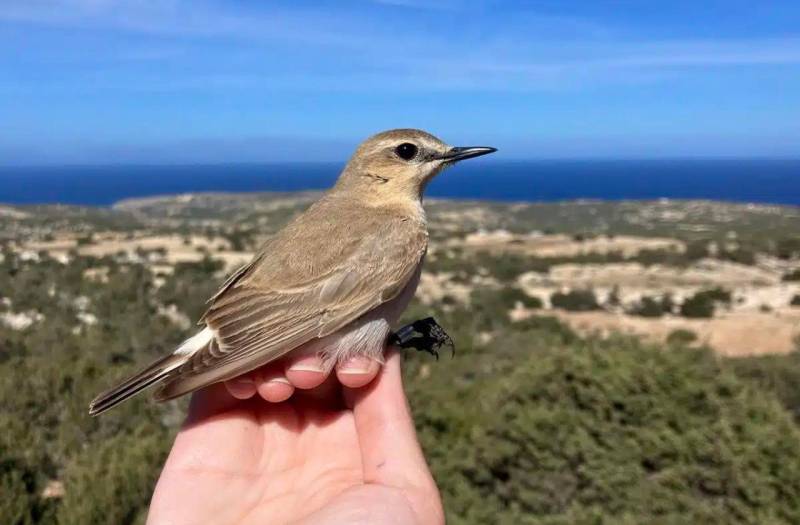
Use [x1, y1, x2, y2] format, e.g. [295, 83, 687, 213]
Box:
[606, 285, 621, 307]
[497, 287, 543, 309]
[791, 294, 800, 307]
[76, 235, 93, 246]
[666, 328, 698, 346]
[477, 251, 537, 282]
[628, 295, 673, 318]
[410, 336, 800, 524]
[0, 451, 51, 525]
[727, 351, 800, 423]
[776, 237, 800, 260]
[56, 424, 168, 525]
[465, 286, 543, 333]
[681, 294, 715, 318]
[783, 269, 800, 282]
[225, 228, 255, 251]
[719, 247, 756, 265]
[511, 315, 579, 345]
[551, 289, 600, 312]
[680, 288, 731, 318]
[699, 287, 732, 304]
[634, 248, 695, 267]
[685, 240, 711, 261]
[156, 257, 224, 321]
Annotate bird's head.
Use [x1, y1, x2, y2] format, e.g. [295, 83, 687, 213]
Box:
[336, 129, 496, 202]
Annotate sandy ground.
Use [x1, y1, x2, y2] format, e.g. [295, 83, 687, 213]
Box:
[545, 309, 800, 357]
[417, 256, 800, 357]
[531, 260, 781, 288]
[459, 231, 684, 257]
[516, 260, 800, 313]
[21, 234, 253, 271]
[0, 206, 30, 219]
[416, 271, 499, 304]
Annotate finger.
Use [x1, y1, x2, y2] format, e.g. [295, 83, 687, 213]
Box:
[336, 355, 381, 389]
[254, 365, 295, 403]
[345, 349, 436, 490]
[285, 354, 329, 390]
[224, 372, 258, 400]
[292, 371, 345, 411]
[186, 382, 242, 424]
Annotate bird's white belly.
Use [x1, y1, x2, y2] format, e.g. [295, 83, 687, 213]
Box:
[300, 260, 423, 369]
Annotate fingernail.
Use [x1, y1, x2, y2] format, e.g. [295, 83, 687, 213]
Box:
[227, 377, 255, 398]
[288, 357, 324, 373]
[339, 357, 376, 375]
[267, 377, 291, 385]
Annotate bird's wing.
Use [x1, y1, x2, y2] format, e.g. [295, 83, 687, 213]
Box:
[155, 200, 427, 400]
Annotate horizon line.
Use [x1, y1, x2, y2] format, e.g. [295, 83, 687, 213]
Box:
[3, 156, 800, 170]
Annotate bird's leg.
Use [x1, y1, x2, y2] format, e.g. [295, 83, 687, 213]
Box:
[389, 317, 455, 360]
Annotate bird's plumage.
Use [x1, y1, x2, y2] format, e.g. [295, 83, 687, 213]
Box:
[154, 196, 427, 400]
[89, 128, 495, 415]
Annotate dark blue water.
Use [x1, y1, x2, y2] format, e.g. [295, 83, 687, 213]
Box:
[1, 159, 798, 206]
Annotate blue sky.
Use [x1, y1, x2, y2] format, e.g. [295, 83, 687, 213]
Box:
[1, 0, 800, 164]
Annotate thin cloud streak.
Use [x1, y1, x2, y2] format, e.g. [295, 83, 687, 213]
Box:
[2, 0, 799, 162]
[3, 1, 799, 95]
[4, 39, 798, 95]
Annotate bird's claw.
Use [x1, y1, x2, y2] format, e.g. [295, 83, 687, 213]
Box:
[389, 316, 455, 359]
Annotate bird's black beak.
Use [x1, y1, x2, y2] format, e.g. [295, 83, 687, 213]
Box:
[439, 146, 497, 162]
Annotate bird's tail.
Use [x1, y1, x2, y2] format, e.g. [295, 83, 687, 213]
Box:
[88, 327, 214, 416]
[88, 353, 188, 416]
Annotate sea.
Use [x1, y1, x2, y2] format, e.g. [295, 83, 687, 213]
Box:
[1, 159, 798, 207]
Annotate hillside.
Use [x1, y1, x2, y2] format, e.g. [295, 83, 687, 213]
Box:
[1, 194, 800, 523]
[4, 194, 799, 355]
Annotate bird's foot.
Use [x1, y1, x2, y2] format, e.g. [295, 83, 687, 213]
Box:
[389, 317, 455, 360]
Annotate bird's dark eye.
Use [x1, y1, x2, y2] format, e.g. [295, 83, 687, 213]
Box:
[395, 143, 418, 161]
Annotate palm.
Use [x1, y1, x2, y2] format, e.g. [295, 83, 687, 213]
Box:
[148, 353, 443, 524]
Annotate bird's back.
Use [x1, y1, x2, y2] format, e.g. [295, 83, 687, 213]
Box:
[240, 193, 426, 291]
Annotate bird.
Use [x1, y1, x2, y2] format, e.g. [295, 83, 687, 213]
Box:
[89, 129, 496, 415]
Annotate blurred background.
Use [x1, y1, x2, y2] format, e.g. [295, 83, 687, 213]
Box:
[1, 1, 799, 523]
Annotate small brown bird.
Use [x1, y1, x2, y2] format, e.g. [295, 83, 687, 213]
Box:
[89, 129, 495, 415]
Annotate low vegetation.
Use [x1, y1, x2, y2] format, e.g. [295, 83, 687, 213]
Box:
[2, 196, 800, 524]
[628, 294, 674, 317]
[680, 287, 732, 319]
[550, 289, 600, 312]
[666, 328, 699, 346]
[407, 325, 800, 524]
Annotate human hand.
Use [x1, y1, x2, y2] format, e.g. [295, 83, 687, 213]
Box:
[147, 350, 444, 524]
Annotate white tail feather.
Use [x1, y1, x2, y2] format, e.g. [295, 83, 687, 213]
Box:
[175, 327, 214, 355]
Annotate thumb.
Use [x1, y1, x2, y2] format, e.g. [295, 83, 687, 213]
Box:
[344, 349, 437, 491]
